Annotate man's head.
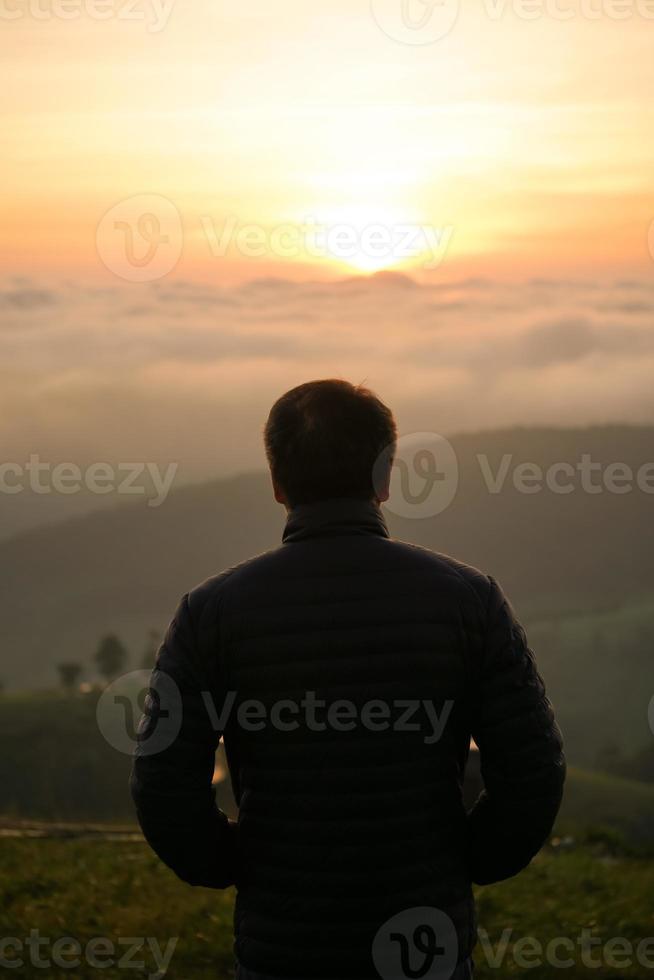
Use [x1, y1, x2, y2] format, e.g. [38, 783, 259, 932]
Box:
[264, 379, 397, 508]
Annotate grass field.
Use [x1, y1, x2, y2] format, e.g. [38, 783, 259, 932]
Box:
[2, 693, 654, 978]
[2, 837, 654, 979]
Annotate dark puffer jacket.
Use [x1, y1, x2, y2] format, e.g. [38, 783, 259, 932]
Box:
[131, 499, 565, 978]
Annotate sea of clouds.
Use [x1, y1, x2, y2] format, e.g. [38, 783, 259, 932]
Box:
[1, 271, 653, 536]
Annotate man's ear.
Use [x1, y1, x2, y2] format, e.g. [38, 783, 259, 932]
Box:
[374, 462, 392, 503]
[271, 474, 288, 507]
[376, 485, 390, 504]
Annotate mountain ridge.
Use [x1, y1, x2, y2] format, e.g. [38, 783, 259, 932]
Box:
[2, 423, 653, 768]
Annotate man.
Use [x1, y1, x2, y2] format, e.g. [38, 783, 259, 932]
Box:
[131, 379, 565, 980]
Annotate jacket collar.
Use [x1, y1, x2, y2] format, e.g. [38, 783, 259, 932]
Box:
[282, 498, 390, 544]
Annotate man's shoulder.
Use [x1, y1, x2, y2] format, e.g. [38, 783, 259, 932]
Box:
[387, 537, 492, 606]
[186, 537, 493, 625]
[186, 548, 281, 616]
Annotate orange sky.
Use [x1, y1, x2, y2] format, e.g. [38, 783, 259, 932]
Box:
[2, 0, 654, 283]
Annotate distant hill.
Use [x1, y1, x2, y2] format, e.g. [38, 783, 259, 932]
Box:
[558, 766, 654, 845]
[1, 425, 653, 763]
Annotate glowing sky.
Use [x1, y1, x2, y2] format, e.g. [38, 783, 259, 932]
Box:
[3, 0, 654, 282]
[2, 0, 654, 542]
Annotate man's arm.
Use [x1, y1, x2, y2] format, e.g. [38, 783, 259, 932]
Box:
[467, 576, 566, 885]
[130, 593, 236, 888]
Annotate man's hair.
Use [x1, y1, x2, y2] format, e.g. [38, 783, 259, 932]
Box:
[264, 379, 397, 506]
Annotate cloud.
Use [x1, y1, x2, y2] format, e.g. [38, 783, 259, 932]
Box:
[0, 286, 58, 311]
[519, 318, 610, 366]
[0, 273, 653, 499]
[517, 316, 654, 367]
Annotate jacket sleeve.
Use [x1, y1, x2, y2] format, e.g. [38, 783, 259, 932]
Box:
[467, 576, 566, 885]
[130, 593, 236, 888]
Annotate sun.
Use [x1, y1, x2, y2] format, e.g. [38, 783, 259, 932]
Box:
[295, 203, 425, 275]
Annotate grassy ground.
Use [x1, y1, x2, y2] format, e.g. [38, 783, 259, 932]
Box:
[2, 838, 654, 979]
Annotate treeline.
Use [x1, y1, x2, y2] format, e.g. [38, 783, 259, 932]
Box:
[54, 629, 161, 693]
[602, 742, 654, 785]
[527, 601, 654, 768]
[0, 689, 234, 823]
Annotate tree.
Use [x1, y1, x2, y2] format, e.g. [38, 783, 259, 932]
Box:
[94, 634, 128, 683]
[141, 628, 161, 670]
[57, 662, 82, 692]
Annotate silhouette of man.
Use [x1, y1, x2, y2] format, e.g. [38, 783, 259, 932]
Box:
[132, 379, 565, 980]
